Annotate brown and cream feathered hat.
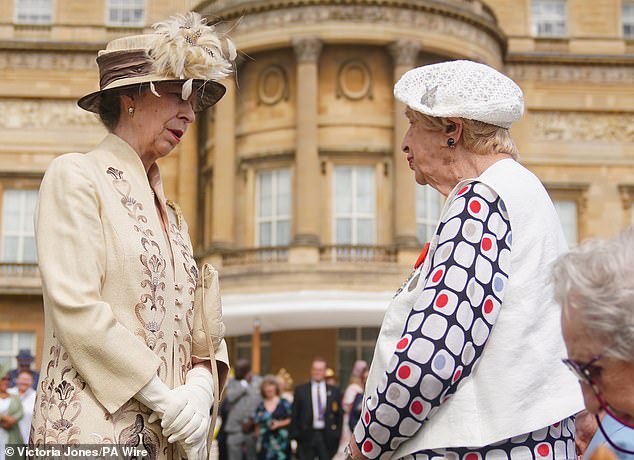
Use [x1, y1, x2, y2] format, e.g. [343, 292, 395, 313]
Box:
[78, 11, 236, 113]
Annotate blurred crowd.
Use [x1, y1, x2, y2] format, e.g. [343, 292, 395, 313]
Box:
[216, 357, 369, 460]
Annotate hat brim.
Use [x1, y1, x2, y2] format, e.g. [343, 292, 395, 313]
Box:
[77, 79, 227, 113]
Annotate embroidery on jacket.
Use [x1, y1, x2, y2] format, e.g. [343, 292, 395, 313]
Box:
[170, 221, 197, 382]
[109, 169, 169, 380]
[32, 338, 86, 445]
[100, 402, 160, 459]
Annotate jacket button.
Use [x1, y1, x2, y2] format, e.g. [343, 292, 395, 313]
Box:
[175, 314, 181, 321]
[175, 297, 182, 305]
[175, 283, 183, 291]
[174, 330, 180, 337]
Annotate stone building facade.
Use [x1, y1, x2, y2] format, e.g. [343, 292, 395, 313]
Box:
[0, 0, 633, 386]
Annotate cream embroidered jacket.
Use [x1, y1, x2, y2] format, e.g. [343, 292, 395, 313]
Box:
[31, 134, 228, 455]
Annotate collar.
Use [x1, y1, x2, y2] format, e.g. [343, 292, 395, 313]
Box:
[95, 133, 167, 206]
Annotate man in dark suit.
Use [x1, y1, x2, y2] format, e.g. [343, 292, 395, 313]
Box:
[291, 357, 343, 460]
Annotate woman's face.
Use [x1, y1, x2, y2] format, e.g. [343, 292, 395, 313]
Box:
[401, 110, 453, 192]
[562, 306, 634, 425]
[121, 82, 195, 163]
[263, 382, 278, 399]
[0, 373, 9, 392]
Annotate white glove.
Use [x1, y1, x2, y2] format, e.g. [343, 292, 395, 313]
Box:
[134, 374, 198, 431]
[165, 367, 215, 460]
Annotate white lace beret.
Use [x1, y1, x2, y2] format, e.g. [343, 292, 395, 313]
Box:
[394, 60, 524, 129]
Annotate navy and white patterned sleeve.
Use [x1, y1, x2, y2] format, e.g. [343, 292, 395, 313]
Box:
[354, 182, 512, 459]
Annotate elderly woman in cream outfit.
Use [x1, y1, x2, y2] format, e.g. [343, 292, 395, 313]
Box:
[346, 61, 583, 460]
[31, 12, 234, 460]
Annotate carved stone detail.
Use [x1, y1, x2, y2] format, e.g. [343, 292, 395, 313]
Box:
[0, 99, 99, 129]
[336, 59, 372, 100]
[292, 37, 323, 63]
[506, 64, 634, 84]
[388, 39, 421, 67]
[618, 185, 634, 211]
[0, 51, 95, 71]
[237, 6, 501, 57]
[532, 111, 634, 143]
[258, 64, 289, 105]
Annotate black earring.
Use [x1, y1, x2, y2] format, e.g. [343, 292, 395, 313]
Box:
[447, 138, 455, 147]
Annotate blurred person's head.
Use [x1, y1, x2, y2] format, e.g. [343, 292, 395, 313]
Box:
[276, 368, 293, 393]
[260, 374, 281, 400]
[310, 357, 327, 383]
[325, 368, 336, 386]
[0, 370, 9, 393]
[234, 359, 252, 381]
[16, 349, 35, 370]
[349, 360, 368, 386]
[15, 370, 34, 394]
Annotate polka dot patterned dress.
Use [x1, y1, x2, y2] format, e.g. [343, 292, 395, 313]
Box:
[354, 183, 575, 460]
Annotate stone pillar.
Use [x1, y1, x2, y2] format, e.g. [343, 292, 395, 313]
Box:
[289, 37, 322, 264]
[389, 39, 421, 264]
[211, 78, 236, 258]
[251, 319, 261, 376]
[178, 121, 198, 248]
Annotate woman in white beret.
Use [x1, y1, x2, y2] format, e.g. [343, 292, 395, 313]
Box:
[553, 228, 634, 458]
[345, 60, 584, 460]
[32, 12, 234, 460]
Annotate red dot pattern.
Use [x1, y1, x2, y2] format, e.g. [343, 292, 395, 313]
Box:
[537, 444, 550, 457]
[356, 183, 529, 460]
[398, 365, 411, 380]
[410, 400, 423, 415]
[482, 237, 492, 251]
[436, 294, 449, 308]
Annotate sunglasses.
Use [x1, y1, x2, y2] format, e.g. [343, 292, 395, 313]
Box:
[562, 356, 634, 454]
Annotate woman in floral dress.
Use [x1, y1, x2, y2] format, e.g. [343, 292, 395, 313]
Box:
[254, 375, 292, 460]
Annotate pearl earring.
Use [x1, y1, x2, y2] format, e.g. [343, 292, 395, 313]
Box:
[128, 107, 135, 117]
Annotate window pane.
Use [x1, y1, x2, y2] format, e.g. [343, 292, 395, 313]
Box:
[17, 332, 35, 350]
[553, 200, 578, 246]
[258, 172, 273, 218]
[338, 328, 356, 340]
[276, 221, 290, 246]
[0, 333, 12, 352]
[356, 168, 374, 214]
[356, 218, 374, 245]
[276, 170, 291, 216]
[532, 0, 566, 37]
[335, 168, 352, 214]
[361, 346, 375, 364]
[258, 222, 272, 246]
[2, 237, 19, 262]
[23, 237, 37, 263]
[335, 219, 352, 244]
[256, 169, 291, 247]
[361, 327, 379, 341]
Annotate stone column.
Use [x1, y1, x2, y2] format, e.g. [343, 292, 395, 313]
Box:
[251, 319, 261, 375]
[389, 39, 421, 264]
[211, 78, 236, 259]
[289, 37, 322, 264]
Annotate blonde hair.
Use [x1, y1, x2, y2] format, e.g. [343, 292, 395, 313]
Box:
[410, 110, 519, 160]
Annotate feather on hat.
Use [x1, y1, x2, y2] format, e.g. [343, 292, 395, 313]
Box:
[78, 12, 236, 113]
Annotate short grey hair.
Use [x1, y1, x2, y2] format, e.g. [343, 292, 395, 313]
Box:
[552, 227, 634, 362]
